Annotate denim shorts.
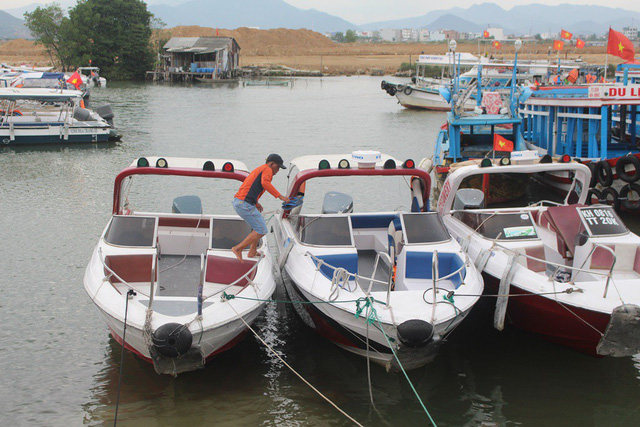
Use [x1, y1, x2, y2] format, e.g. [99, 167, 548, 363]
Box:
[232, 198, 268, 235]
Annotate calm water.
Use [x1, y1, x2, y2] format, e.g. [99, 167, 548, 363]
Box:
[1, 77, 639, 426]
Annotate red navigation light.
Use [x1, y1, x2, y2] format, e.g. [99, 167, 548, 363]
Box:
[560, 154, 571, 163]
[222, 162, 234, 172]
[403, 159, 415, 169]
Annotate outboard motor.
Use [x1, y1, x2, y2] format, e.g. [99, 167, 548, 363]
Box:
[322, 191, 353, 214]
[453, 188, 485, 210]
[95, 104, 115, 128]
[397, 319, 434, 348]
[172, 195, 203, 214]
[73, 106, 91, 122]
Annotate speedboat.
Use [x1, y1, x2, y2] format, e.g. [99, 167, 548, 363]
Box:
[272, 151, 484, 371]
[84, 157, 277, 375]
[0, 88, 118, 145]
[437, 159, 640, 356]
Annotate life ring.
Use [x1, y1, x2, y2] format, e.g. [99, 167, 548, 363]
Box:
[586, 162, 598, 188]
[0, 109, 22, 116]
[615, 155, 640, 183]
[586, 188, 601, 205]
[619, 183, 640, 211]
[600, 187, 619, 209]
[404, 86, 413, 96]
[596, 160, 614, 187]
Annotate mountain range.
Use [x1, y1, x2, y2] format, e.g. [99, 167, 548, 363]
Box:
[2, 2, 640, 38]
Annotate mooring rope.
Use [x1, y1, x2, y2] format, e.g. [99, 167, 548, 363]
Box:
[222, 296, 364, 427]
[114, 289, 135, 427]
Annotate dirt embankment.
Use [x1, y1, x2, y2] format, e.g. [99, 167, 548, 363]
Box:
[2, 26, 621, 74]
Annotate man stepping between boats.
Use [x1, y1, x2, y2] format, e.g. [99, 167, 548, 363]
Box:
[232, 154, 289, 261]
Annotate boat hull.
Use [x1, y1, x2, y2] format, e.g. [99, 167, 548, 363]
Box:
[395, 88, 474, 111]
[0, 125, 112, 145]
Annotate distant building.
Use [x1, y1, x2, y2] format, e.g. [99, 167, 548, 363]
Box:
[623, 26, 638, 40]
[418, 29, 430, 42]
[400, 28, 418, 42]
[467, 32, 483, 39]
[163, 37, 240, 78]
[486, 27, 504, 40]
[429, 31, 446, 42]
[380, 28, 401, 42]
[357, 31, 374, 38]
[443, 30, 460, 40]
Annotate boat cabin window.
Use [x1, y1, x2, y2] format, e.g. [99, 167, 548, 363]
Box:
[458, 172, 575, 208]
[402, 213, 451, 244]
[211, 218, 253, 249]
[578, 207, 628, 237]
[105, 216, 157, 247]
[452, 211, 538, 240]
[297, 215, 353, 246]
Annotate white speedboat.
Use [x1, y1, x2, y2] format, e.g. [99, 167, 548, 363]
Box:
[84, 157, 278, 375]
[0, 88, 117, 145]
[272, 151, 484, 371]
[437, 159, 640, 356]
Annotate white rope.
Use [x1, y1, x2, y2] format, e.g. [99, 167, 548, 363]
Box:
[224, 299, 364, 427]
[329, 267, 352, 302]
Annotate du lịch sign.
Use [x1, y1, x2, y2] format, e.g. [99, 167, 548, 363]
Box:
[588, 84, 640, 100]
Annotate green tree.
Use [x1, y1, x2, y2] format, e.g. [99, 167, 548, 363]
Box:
[332, 32, 345, 43]
[24, 3, 70, 70]
[345, 29, 357, 43]
[66, 0, 154, 79]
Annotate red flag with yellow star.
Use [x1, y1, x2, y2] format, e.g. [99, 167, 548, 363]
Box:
[492, 40, 501, 49]
[493, 134, 513, 152]
[560, 29, 573, 40]
[607, 28, 635, 62]
[66, 70, 82, 89]
[483, 30, 490, 38]
[576, 39, 585, 49]
[553, 40, 564, 51]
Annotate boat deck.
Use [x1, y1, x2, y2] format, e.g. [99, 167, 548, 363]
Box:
[158, 255, 201, 297]
[357, 250, 392, 292]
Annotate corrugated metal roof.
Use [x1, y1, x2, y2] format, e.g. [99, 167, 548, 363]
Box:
[164, 37, 236, 54]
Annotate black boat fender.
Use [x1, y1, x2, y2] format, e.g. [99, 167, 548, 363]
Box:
[586, 162, 598, 188]
[396, 319, 434, 348]
[615, 155, 640, 183]
[619, 183, 640, 211]
[152, 323, 193, 357]
[596, 160, 614, 187]
[600, 187, 620, 209]
[404, 86, 413, 96]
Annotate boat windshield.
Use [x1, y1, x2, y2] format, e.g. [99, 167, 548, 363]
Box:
[104, 216, 156, 247]
[403, 213, 450, 244]
[578, 206, 628, 236]
[457, 171, 581, 209]
[297, 215, 352, 246]
[211, 218, 253, 249]
[452, 211, 538, 240]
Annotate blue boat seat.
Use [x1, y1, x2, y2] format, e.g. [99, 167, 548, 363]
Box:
[314, 253, 358, 280]
[404, 251, 466, 288]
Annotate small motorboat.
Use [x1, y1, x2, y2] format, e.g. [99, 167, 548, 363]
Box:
[84, 157, 277, 375]
[437, 158, 640, 356]
[0, 88, 118, 145]
[272, 151, 484, 371]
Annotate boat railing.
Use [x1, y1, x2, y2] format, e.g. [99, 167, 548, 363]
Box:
[365, 251, 394, 305]
[431, 251, 439, 322]
[491, 242, 617, 297]
[97, 247, 153, 298]
[197, 254, 205, 315]
[304, 251, 392, 305]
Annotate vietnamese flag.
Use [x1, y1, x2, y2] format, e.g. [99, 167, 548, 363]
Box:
[607, 28, 635, 62]
[66, 71, 82, 89]
[553, 40, 564, 51]
[492, 40, 502, 49]
[483, 30, 490, 38]
[560, 29, 573, 40]
[493, 134, 514, 152]
[576, 39, 585, 49]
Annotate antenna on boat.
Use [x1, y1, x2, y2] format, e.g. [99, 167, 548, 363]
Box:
[510, 39, 523, 116]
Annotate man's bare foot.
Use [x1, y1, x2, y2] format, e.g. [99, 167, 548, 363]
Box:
[247, 251, 259, 258]
[231, 246, 244, 262]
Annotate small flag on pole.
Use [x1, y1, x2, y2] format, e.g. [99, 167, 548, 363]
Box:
[492, 40, 502, 49]
[607, 28, 635, 62]
[66, 70, 82, 90]
[553, 40, 564, 51]
[483, 30, 490, 38]
[576, 39, 585, 49]
[493, 134, 514, 152]
[560, 29, 573, 40]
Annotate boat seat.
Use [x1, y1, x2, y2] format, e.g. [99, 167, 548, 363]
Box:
[104, 254, 155, 284]
[387, 217, 403, 263]
[482, 91, 503, 115]
[590, 245, 615, 270]
[516, 245, 546, 272]
[313, 253, 358, 280]
[403, 251, 466, 289]
[539, 205, 585, 259]
[205, 255, 256, 287]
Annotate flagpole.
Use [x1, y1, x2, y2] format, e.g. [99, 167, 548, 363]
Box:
[604, 27, 610, 82]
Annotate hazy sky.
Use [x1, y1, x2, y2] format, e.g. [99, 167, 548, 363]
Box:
[4, 0, 640, 24]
